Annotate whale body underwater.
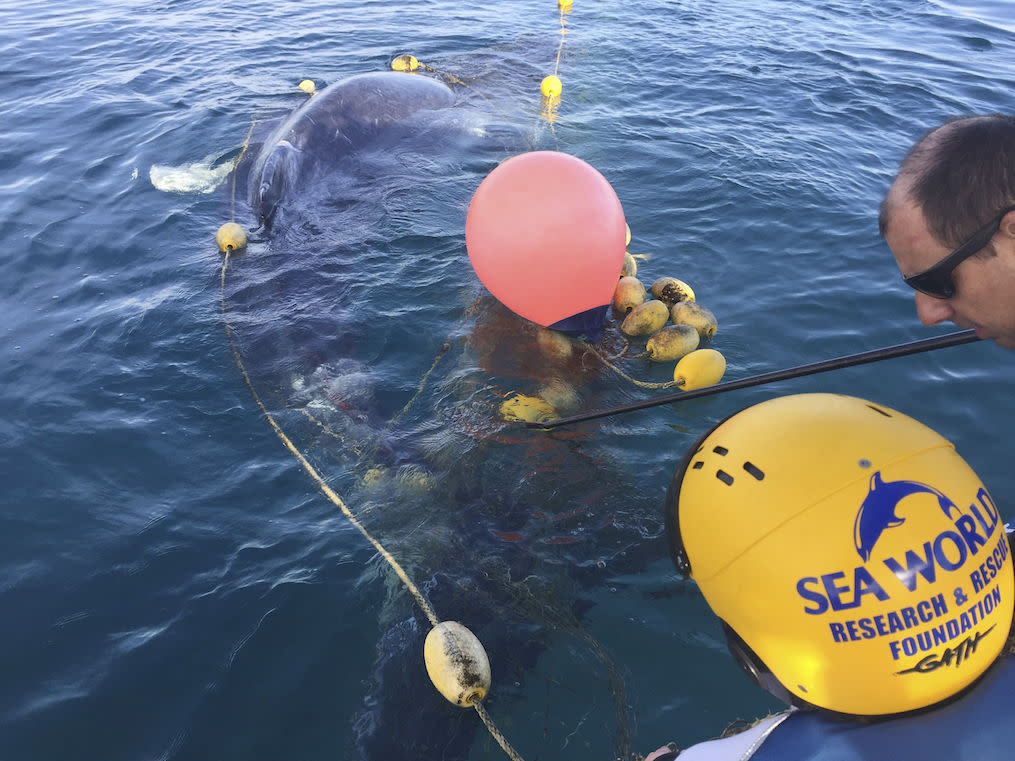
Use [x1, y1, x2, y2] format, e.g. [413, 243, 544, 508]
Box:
[220, 71, 663, 760]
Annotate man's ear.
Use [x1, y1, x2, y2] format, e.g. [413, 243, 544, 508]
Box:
[1000, 208, 1015, 240]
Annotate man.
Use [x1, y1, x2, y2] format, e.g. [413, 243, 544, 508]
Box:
[879, 115, 1015, 349]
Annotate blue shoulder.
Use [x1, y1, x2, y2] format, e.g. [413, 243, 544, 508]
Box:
[752, 654, 1015, 761]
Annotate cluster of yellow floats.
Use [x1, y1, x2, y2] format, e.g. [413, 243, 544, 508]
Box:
[615, 237, 727, 390]
[498, 228, 728, 427]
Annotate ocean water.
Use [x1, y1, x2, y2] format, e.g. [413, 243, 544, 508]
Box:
[2, 1, 1014, 760]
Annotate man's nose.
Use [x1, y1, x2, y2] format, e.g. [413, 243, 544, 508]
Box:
[914, 291, 955, 327]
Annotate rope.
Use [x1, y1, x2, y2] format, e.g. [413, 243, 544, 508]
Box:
[587, 344, 680, 390]
[384, 341, 451, 431]
[553, 6, 568, 78]
[230, 119, 258, 220]
[219, 252, 440, 628]
[474, 701, 526, 761]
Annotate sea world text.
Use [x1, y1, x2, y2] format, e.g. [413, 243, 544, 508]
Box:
[796, 488, 1000, 614]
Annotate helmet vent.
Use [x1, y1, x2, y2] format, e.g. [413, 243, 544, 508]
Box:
[743, 462, 764, 480]
[692, 461, 704, 470]
[713, 446, 729, 455]
[866, 404, 892, 417]
[716, 470, 734, 485]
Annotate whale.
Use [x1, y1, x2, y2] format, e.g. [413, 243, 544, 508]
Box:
[219, 71, 653, 760]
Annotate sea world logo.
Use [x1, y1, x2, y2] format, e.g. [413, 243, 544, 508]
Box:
[796, 474, 1002, 615]
[854, 473, 958, 562]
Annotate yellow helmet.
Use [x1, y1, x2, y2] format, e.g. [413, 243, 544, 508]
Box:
[665, 393, 1013, 716]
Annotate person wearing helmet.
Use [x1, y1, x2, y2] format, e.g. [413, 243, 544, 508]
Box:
[644, 393, 1015, 760]
[880, 115, 1015, 350]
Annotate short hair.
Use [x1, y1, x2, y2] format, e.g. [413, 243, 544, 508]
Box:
[880, 114, 1015, 245]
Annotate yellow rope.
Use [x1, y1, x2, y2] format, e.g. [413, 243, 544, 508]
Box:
[230, 119, 258, 221]
[553, 6, 568, 77]
[219, 252, 440, 628]
[384, 341, 451, 431]
[474, 701, 525, 761]
[587, 344, 680, 390]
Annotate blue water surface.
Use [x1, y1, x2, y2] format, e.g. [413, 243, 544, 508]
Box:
[2, 1, 1014, 760]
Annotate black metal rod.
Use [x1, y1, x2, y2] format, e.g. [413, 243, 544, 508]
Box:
[528, 329, 981, 430]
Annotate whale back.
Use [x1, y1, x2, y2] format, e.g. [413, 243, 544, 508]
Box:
[249, 72, 457, 228]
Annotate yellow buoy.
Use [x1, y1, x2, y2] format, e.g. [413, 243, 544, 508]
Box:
[298, 79, 316, 95]
[673, 348, 727, 390]
[670, 301, 718, 341]
[216, 222, 247, 252]
[391, 54, 419, 72]
[620, 299, 669, 336]
[424, 621, 491, 707]
[650, 276, 695, 305]
[621, 251, 638, 278]
[613, 276, 646, 315]
[625, 223, 631, 248]
[558, 0, 573, 9]
[360, 466, 387, 489]
[499, 393, 558, 423]
[646, 324, 700, 362]
[396, 464, 433, 492]
[540, 75, 563, 99]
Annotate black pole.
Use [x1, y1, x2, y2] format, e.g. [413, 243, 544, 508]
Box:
[527, 329, 981, 430]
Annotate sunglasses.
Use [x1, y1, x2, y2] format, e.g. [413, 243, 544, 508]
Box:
[903, 204, 1015, 299]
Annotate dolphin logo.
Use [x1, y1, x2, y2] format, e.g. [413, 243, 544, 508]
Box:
[853, 472, 959, 562]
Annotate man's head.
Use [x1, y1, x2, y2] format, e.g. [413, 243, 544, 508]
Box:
[880, 115, 1015, 348]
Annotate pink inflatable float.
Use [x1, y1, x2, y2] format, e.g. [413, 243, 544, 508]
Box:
[465, 151, 626, 342]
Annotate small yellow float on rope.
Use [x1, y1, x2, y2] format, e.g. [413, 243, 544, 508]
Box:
[391, 54, 420, 72]
[216, 222, 247, 252]
[540, 75, 563, 99]
[298, 79, 316, 95]
[673, 348, 727, 390]
[424, 621, 492, 707]
[558, 0, 573, 9]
